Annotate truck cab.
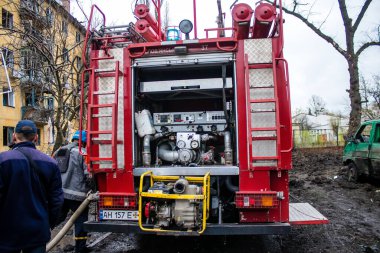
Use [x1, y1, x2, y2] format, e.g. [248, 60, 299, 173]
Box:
[343, 119, 380, 181]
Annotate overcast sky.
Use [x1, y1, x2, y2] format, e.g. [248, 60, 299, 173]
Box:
[71, 0, 380, 115]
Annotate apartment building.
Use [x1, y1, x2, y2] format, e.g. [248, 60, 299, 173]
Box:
[0, 0, 85, 153]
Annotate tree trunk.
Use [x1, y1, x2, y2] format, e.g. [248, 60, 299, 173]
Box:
[347, 57, 361, 136]
[53, 128, 64, 152]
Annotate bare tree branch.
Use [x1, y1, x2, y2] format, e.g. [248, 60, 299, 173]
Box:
[280, 4, 347, 58]
[271, 0, 379, 136]
[74, 0, 89, 21]
[353, 0, 372, 34]
[357, 41, 380, 56]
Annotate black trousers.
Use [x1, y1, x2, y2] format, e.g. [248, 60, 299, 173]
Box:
[58, 199, 89, 252]
[6, 245, 45, 253]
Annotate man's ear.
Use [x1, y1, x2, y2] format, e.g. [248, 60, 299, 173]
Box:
[34, 134, 39, 143]
[12, 133, 17, 142]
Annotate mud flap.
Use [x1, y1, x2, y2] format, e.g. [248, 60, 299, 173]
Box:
[289, 203, 328, 225]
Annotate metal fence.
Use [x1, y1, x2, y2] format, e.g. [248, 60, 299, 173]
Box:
[293, 127, 348, 148]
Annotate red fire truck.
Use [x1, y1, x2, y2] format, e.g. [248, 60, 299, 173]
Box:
[81, 0, 328, 235]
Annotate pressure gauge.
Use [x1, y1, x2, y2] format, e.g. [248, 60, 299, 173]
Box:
[190, 140, 199, 149]
[177, 140, 186, 149]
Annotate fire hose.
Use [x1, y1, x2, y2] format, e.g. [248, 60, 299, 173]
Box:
[46, 192, 99, 252]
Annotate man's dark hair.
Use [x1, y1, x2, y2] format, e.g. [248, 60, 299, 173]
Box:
[15, 126, 37, 142]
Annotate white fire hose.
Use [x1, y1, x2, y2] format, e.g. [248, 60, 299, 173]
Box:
[46, 192, 99, 252]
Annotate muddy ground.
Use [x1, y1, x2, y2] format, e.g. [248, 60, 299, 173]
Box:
[51, 148, 380, 253]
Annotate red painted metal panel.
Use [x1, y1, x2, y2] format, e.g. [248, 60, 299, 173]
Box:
[122, 48, 134, 193]
[235, 40, 250, 187]
[105, 171, 134, 192]
[270, 170, 289, 222]
[239, 210, 279, 223]
[238, 171, 289, 222]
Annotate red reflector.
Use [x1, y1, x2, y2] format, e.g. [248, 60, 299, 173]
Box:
[249, 197, 255, 206]
[99, 194, 137, 210]
[235, 192, 278, 209]
[128, 197, 137, 208]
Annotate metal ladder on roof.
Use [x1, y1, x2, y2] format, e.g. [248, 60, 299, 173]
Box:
[245, 39, 281, 169]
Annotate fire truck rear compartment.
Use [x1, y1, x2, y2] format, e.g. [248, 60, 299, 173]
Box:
[132, 54, 240, 227]
[133, 54, 237, 170]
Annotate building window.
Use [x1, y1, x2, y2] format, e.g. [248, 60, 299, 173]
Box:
[21, 49, 36, 78]
[47, 97, 54, 110]
[62, 48, 69, 62]
[76, 31, 81, 43]
[61, 20, 68, 34]
[25, 92, 33, 106]
[3, 126, 14, 146]
[2, 48, 14, 69]
[2, 8, 13, 29]
[32, 0, 40, 14]
[46, 7, 54, 25]
[3, 87, 15, 107]
[76, 56, 82, 70]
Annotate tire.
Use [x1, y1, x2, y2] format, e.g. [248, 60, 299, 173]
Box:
[347, 162, 359, 182]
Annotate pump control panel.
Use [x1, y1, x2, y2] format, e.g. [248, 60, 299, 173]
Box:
[153, 111, 226, 125]
[153, 111, 227, 132]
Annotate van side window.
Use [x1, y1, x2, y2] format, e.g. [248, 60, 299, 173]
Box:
[355, 124, 372, 143]
[374, 125, 380, 143]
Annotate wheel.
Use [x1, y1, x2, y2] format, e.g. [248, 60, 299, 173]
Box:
[347, 162, 359, 182]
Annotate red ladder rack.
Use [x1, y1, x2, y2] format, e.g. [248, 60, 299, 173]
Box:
[81, 59, 122, 172]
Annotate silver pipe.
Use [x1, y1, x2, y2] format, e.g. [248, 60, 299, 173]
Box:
[222, 131, 233, 165]
[142, 133, 164, 166]
[142, 135, 153, 166]
[201, 134, 218, 142]
[158, 143, 179, 162]
[217, 176, 222, 224]
[218, 201, 222, 224]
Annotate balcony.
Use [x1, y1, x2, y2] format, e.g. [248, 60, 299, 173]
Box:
[21, 105, 53, 124]
[22, 21, 46, 42]
[20, 74, 53, 94]
[19, 0, 50, 29]
[21, 96, 54, 124]
[20, 72, 42, 85]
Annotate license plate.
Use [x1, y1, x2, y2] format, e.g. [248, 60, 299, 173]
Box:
[99, 210, 139, 221]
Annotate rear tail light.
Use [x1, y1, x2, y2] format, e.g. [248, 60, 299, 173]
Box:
[235, 192, 279, 209]
[99, 194, 137, 209]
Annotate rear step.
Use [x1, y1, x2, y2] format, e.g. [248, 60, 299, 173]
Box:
[289, 203, 328, 225]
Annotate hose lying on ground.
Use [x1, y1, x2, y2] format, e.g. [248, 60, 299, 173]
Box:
[46, 192, 99, 252]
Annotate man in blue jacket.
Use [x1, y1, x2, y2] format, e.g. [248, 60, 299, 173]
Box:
[0, 120, 63, 253]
